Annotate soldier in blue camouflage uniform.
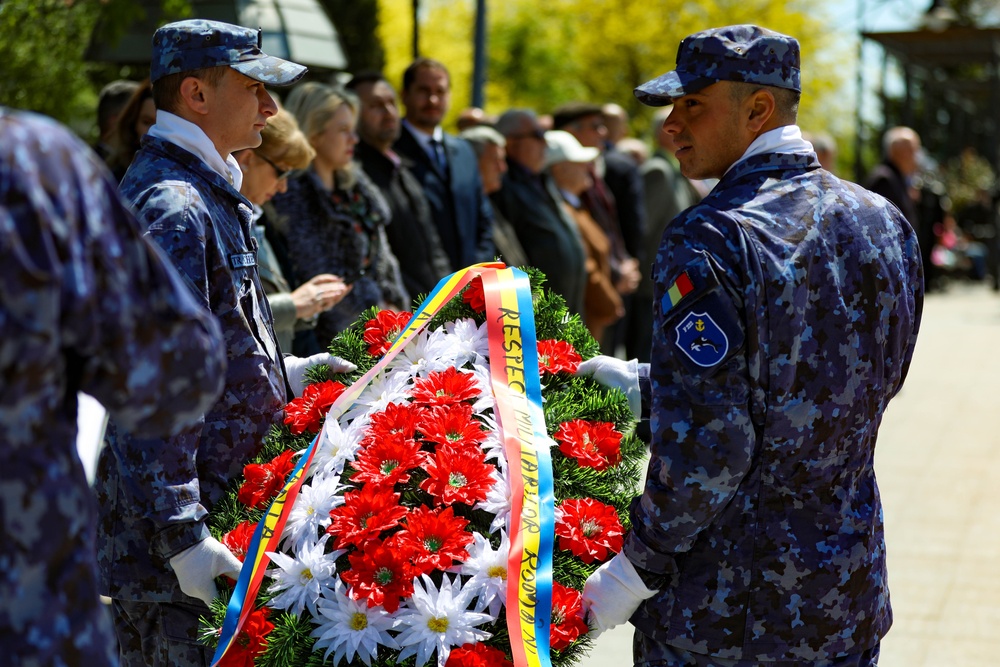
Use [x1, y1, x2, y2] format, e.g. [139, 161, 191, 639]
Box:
[579, 25, 923, 666]
[0, 108, 226, 667]
[92, 20, 353, 667]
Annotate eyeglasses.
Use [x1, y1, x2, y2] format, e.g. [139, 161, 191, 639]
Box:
[256, 152, 292, 180]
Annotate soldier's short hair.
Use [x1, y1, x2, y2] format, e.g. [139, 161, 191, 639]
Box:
[152, 67, 226, 115]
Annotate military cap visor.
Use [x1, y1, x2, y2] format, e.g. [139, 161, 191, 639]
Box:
[151, 19, 307, 85]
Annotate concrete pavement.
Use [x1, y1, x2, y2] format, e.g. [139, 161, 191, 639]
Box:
[579, 282, 1000, 666]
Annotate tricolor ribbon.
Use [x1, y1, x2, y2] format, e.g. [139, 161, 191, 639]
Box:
[211, 263, 554, 667]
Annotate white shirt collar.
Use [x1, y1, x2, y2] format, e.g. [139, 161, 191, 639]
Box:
[403, 118, 444, 155]
[147, 110, 244, 190]
[725, 124, 815, 176]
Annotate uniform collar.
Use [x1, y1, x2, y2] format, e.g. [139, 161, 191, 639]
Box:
[147, 110, 244, 191]
[724, 125, 815, 177]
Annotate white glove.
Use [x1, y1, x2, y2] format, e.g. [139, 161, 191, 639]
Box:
[581, 551, 658, 638]
[169, 536, 243, 606]
[284, 353, 357, 397]
[576, 356, 642, 417]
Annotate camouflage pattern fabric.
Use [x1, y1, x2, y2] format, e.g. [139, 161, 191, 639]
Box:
[0, 109, 225, 666]
[634, 630, 881, 667]
[635, 25, 800, 106]
[625, 149, 923, 661]
[95, 135, 287, 606]
[151, 19, 306, 85]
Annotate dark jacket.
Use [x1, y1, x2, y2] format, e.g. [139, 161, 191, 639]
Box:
[355, 139, 451, 297]
[603, 147, 647, 261]
[393, 124, 494, 269]
[491, 160, 586, 314]
[864, 159, 918, 226]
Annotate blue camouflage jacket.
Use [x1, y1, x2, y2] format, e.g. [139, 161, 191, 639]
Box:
[626, 150, 923, 660]
[95, 135, 287, 602]
[0, 110, 225, 664]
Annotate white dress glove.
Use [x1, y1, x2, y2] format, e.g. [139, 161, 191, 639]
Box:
[284, 353, 358, 398]
[169, 536, 243, 606]
[576, 356, 642, 417]
[581, 551, 658, 638]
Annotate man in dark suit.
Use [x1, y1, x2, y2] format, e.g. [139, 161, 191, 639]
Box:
[346, 72, 451, 298]
[394, 58, 494, 270]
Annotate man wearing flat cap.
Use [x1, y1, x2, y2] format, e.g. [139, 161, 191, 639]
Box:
[93, 19, 354, 666]
[579, 25, 923, 666]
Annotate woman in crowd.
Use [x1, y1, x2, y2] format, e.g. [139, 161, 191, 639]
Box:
[106, 79, 154, 181]
[545, 130, 623, 341]
[271, 82, 408, 351]
[234, 108, 351, 353]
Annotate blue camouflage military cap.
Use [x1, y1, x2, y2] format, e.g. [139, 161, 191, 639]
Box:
[634, 25, 800, 107]
[151, 19, 306, 85]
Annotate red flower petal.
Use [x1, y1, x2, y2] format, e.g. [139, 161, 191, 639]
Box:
[554, 419, 623, 471]
[351, 433, 429, 487]
[221, 520, 258, 563]
[462, 276, 487, 313]
[418, 403, 488, 449]
[410, 367, 481, 407]
[217, 605, 272, 667]
[342, 537, 418, 613]
[326, 485, 408, 550]
[537, 339, 582, 375]
[283, 380, 347, 435]
[445, 643, 514, 667]
[395, 505, 474, 575]
[237, 449, 297, 510]
[420, 444, 494, 507]
[550, 581, 588, 651]
[555, 498, 625, 564]
[364, 310, 413, 357]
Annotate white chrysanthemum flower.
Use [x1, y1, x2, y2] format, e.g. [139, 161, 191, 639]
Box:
[341, 370, 412, 422]
[311, 579, 400, 667]
[313, 417, 365, 478]
[476, 412, 507, 470]
[385, 327, 453, 378]
[281, 475, 344, 552]
[267, 535, 343, 617]
[460, 531, 509, 619]
[443, 318, 490, 367]
[476, 467, 512, 534]
[467, 363, 497, 415]
[395, 574, 492, 667]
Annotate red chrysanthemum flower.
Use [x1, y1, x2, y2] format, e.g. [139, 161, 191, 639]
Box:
[395, 505, 474, 575]
[363, 309, 413, 357]
[283, 380, 347, 435]
[462, 276, 486, 313]
[537, 339, 582, 375]
[221, 520, 258, 563]
[445, 643, 515, 667]
[550, 581, 588, 651]
[351, 433, 429, 487]
[361, 401, 420, 446]
[217, 605, 273, 667]
[410, 367, 481, 407]
[237, 449, 297, 510]
[554, 419, 623, 471]
[420, 444, 494, 507]
[418, 403, 488, 449]
[326, 485, 408, 550]
[555, 498, 625, 564]
[342, 537, 418, 613]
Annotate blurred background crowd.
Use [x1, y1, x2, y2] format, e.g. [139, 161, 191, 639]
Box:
[5, 0, 1000, 354]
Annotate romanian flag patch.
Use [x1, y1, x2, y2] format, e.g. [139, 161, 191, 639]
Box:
[662, 271, 694, 313]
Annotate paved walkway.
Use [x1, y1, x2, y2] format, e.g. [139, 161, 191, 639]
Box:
[580, 282, 1000, 667]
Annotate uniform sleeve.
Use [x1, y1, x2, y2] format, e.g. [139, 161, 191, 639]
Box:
[53, 137, 225, 437]
[623, 208, 755, 577]
[99, 182, 221, 551]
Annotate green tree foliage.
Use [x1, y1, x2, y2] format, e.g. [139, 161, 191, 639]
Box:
[317, 0, 385, 74]
[379, 0, 847, 138]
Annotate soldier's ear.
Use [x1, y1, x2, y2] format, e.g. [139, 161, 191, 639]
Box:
[745, 89, 775, 133]
[179, 76, 210, 116]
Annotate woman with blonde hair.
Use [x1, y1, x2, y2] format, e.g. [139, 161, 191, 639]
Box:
[234, 107, 351, 353]
[271, 82, 407, 352]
